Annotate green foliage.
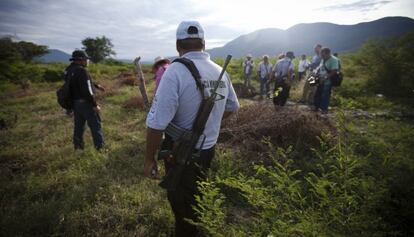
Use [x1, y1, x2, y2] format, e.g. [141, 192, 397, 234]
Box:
[15, 40, 49, 62]
[0, 37, 48, 63]
[0, 37, 21, 63]
[43, 68, 65, 82]
[191, 181, 227, 237]
[193, 114, 414, 236]
[103, 58, 127, 66]
[82, 36, 116, 63]
[1, 61, 44, 83]
[355, 33, 414, 98]
[343, 117, 414, 236]
[0, 37, 49, 83]
[0, 60, 133, 85]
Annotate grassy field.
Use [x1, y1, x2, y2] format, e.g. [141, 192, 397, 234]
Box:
[1, 55, 414, 236]
[0, 64, 176, 236]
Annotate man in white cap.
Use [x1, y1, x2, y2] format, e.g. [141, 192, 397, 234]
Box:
[144, 20, 240, 236]
[242, 54, 255, 87]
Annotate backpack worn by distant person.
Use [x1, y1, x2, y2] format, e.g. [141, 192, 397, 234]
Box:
[324, 60, 343, 87]
[56, 72, 72, 110]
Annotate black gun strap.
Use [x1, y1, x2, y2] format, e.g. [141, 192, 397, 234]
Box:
[172, 58, 205, 99]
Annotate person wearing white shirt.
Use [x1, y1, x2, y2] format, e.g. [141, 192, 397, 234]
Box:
[242, 54, 255, 87]
[298, 54, 310, 81]
[144, 21, 240, 236]
[271, 51, 295, 106]
[256, 55, 273, 98]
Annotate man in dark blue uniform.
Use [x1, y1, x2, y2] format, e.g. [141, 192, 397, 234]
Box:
[65, 50, 104, 150]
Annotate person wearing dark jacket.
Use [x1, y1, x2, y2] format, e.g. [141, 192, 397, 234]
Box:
[64, 67, 105, 117]
[65, 50, 104, 150]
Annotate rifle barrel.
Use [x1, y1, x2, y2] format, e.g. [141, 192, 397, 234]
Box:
[212, 55, 232, 93]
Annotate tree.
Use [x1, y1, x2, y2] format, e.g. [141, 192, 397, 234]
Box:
[356, 33, 414, 98]
[0, 37, 48, 82]
[0, 37, 48, 63]
[16, 41, 48, 62]
[81, 36, 116, 63]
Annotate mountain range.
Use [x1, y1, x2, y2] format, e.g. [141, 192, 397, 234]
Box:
[36, 49, 71, 63]
[38, 17, 414, 62]
[207, 16, 414, 58]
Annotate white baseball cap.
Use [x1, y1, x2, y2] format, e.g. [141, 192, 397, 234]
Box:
[176, 21, 205, 40]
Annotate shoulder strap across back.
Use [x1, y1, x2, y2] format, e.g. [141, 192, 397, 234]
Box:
[172, 58, 205, 99]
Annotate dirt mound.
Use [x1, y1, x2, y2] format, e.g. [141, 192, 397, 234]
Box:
[95, 84, 118, 99]
[232, 83, 257, 98]
[117, 72, 137, 86]
[220, 102, 336, 154]
[122, 96, 146, 110]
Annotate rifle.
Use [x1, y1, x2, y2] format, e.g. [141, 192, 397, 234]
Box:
[159, 55, 232, 191]
[133, 57, 151, 110]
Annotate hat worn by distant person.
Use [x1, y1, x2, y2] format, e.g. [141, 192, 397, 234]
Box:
[286, 51, 295, 59]
[153, 56, 170, 71]
[70, 50, 90, 61]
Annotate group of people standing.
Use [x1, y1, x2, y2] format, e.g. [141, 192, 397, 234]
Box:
[242, 43, 341, 113]
[62, 21, 240, 237]
[61, 21, 341, 236]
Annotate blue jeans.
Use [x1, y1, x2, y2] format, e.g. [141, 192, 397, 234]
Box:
[260, 77, 269, 96]
[314, 81, 332, 112]
[244, 73, 252, 87]
[73, 100, 104, 150]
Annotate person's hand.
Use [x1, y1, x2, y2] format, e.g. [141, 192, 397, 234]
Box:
[144, 159, 158, 179]
[93, 105, 101, 114]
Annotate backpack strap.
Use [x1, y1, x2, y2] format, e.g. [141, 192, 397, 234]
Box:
[172, 58, 205, 99]
[323, 58, 341, 74]
[323, 60, 331, 74]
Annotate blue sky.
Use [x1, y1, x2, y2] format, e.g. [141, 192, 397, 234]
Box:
[0, 0, 413, 60]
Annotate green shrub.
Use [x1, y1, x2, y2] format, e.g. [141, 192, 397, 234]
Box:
[8, 62, 44, 82]
[355, 33, 414, 99]
[193, 117, 403, 237]
[43, 69, 64, 82]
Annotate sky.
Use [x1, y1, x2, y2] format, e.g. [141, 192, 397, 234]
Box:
[0, 0, 413, 60]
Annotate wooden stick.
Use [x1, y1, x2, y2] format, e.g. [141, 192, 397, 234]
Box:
[133, 57, 150, 110]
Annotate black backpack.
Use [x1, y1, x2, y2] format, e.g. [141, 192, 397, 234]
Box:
[324, 59, 343, 87]
[56, 71, 73, 110]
